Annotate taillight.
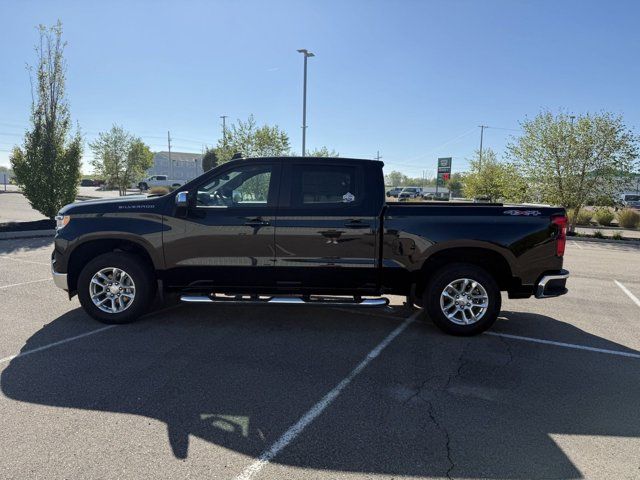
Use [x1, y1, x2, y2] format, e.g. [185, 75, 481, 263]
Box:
[552, 214, 567, 256]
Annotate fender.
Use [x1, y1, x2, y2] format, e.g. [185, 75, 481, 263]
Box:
[54, 212, 166, 273]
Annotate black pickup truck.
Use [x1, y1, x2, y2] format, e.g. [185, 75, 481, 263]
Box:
[52, 157, 569, 335]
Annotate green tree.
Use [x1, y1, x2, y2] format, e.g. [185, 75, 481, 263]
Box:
[384, 170, 437, 188]
[462, 148, 529, 202]
[201, 147, 218, 172]
[90, 125, 153, 195]
[215, 115, 290, 162]
[507, 111, 639, 228]
[446, 172, 464, 197]
[307, 146, 339, 157]
[10, 21, 82, 218]
[385, 170, 407, 187]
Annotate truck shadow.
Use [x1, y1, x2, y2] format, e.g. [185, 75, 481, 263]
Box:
[0, 236, 52, 255]
[2, 305, 639, 478]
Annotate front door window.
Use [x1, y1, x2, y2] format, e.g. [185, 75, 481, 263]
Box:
[196, 165, 273, 208]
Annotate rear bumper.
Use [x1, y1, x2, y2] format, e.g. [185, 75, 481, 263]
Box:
[535, 269, 569, 299]
[51, 254, 68, 291]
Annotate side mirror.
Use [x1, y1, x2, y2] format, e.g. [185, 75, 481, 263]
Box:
[175, 191, 189, 208]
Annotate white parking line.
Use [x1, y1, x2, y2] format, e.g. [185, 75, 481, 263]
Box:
[0, 325, 117, 365]
[570, 240, 583, 249]
[614, 280, 640, 308]
[234, 309, 422, 480]
[0, 278, 51, 290]
[486, 332, 640, 359]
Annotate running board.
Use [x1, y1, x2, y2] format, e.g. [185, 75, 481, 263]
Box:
[180, 295, 389, 307]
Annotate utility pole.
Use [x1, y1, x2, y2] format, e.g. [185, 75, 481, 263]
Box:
[220, 115, 228, 145]
[375, 151, 382, 161]
[167, 131, 173, 178]
[297, 49, 315, 157]
[478, 125, 488, 168]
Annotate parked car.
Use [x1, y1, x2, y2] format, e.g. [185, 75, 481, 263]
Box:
[398, 187, 423, 200]
[386, 187, 402, 198]
[80, 179, 95, 187]
[621, 193, 640, 209]
[52, 157, 569, 336]
[138, 175, 184, 191]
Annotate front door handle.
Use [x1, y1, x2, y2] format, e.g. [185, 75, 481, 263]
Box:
[244, 218, 270, 227]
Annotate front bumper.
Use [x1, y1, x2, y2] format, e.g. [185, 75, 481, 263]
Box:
[535, 269, 569, 298]
[51, 254, 68, 291]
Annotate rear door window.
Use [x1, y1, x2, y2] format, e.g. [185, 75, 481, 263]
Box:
[291, 165, 360, 206]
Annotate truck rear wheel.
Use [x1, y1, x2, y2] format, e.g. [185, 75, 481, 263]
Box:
[423, 263, 501, 336]
[77, 252, 156, 324]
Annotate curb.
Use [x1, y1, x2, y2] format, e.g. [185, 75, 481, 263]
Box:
[0, 229, 55, 240]
[569, 236, 640, 245]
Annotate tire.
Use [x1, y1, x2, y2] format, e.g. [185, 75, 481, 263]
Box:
[423, 263, 501, 336]
[77, 252, 156, 324]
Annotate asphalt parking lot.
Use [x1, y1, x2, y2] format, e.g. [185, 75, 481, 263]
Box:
[0, 238, 639, 480]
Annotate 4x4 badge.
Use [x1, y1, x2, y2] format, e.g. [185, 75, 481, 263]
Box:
[503, 209, 542, 216]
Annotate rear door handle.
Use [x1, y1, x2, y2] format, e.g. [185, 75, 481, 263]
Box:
[343, 220, 371, 229]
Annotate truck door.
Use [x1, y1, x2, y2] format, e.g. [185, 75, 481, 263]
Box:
[162, 160, 280, 290]
[273, 161, 379, 292]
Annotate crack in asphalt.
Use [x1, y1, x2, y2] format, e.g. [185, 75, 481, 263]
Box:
[406, 336, 516, 479]
[495, 334, 514, 368]
[408, 341, 471, 479]
[424, 397, 455, 480]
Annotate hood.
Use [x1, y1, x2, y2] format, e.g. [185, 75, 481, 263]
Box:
[59, 195, 166, 215]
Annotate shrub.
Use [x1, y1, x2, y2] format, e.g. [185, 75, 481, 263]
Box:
[617, 208, 640, 229]
[568, 208, 593, 226]
[612, 232, 624, 240]
[148, 186, 171, 196]
[593, 230, 605, 239]
[594, 208, 615, 226]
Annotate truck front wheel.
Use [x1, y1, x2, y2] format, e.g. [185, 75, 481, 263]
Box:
[423, 263, 501, 336]
[77, 252, 156, 324]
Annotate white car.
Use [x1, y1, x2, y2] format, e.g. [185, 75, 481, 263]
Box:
[138, 175, 184, 191]
[621, 193, 640, 209]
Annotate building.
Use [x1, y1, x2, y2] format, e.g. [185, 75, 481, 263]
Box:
[147, 151, 204, 181]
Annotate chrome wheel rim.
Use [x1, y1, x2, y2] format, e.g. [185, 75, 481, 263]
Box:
[89, 267, 136, 314]
[440, 278, 489, 325]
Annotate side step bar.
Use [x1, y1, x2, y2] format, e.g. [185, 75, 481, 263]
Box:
[180, 295, 389, 307]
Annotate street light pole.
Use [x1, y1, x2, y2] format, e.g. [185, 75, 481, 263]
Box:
[297, 49, 315, 157]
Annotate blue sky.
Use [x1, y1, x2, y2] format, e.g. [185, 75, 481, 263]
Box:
[1, 0, 639, 176]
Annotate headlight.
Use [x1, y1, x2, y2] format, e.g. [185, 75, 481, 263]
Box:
[55, 215, 70, 230]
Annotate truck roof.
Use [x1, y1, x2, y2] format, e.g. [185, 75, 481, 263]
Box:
[230, 156, 384, 167]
